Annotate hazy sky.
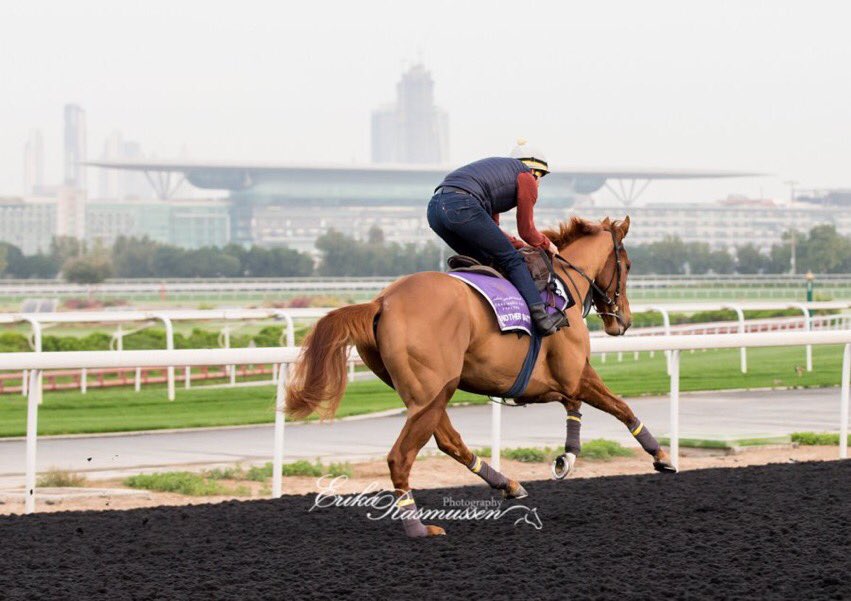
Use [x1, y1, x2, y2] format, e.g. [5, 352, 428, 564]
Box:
[2, 0, 849, 203]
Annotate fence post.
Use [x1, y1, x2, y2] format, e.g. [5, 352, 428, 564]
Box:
[280, 313, 296, 379]
[134, 367, 141, 392]
[154, 314, 175, 401]
[841, 343, 850, 460]
[223, 327, 235, 386]
[724, 304, 747, 374]
[184, 366, 191, 389]
[25, 369, 41, 514]
[81, 368, 87, 394]
[491, 398, 502, 472]
[23, 318, 42, 403]
[790, 303, 813, 372]
[669, 350, 680, 470]
[272, 363, 287, 498]
[284, 314, 295, 347]
[651, 307, 672, 375]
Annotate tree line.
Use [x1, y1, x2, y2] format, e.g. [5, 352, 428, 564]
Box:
[1, 223, 850, 283]
[0, 236, 314, 283]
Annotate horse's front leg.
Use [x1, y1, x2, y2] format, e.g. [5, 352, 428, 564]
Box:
[576, 363, 677, 473]
[519, 391, 583, 479]
[550, 396, 583, 479]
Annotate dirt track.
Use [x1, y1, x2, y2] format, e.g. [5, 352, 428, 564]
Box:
[1, 461, 848, 600]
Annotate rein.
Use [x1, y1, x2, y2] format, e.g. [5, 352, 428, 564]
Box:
[553, 229, 626, 326]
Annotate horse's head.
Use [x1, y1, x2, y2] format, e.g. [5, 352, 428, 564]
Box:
[544, 216, 633, 336]
[593, 216, 632, 336]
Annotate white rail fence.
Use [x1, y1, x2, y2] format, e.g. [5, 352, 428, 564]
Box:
[0, 308, 329, 400]
[2, 274, 851, 301]
[1, 330, 849, 514]
[2, 302, 850, 399]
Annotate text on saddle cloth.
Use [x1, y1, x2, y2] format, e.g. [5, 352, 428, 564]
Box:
[447, 250, 573, 336]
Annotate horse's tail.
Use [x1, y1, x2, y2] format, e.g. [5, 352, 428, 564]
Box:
[285, 299, 381, 420]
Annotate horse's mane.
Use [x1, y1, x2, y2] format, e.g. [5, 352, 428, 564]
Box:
[542, 217, 613, 248]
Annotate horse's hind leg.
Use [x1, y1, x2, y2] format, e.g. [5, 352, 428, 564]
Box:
[386, 380, 456, 538]
[576, 363, 676, 473]
[433, 410, 528, 499]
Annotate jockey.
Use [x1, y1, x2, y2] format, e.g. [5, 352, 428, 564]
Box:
[427, 140, 566, 336]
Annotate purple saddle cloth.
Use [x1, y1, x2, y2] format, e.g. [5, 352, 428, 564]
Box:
[448, 272, 569, 336]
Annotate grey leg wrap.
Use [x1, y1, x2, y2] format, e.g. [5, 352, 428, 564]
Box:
[467, 455, 509, 490]
[628, 418, 660, 456]
[396, 493, 428, 538]
[565, 410, 582, 455]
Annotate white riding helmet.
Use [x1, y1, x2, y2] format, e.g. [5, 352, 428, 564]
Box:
[510, 138, 549, 174]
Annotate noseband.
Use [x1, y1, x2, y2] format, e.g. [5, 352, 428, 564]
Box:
[554, 229, 627, 327]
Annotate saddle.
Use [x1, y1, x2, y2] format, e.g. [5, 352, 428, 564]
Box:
[447, 248, 574, 323]
[446, 248, 573, 399]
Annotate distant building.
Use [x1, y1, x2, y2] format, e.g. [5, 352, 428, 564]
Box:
[795, 188, 851, 208]
[98, 132, 151, 199]
[64, 104, 86, 190]
[56, 186, 86, 240]
[119, 141, 150, 199]
[371, 65, 449, 164]
[0, 194, 229, 253]
[0, 196, 57, 254]
[86, 159, 760, 251]
[86, 198, 230, 248]
[99, 131, 123, 199]
[565, 199, 851, 253]
[23, 129, 45, 195]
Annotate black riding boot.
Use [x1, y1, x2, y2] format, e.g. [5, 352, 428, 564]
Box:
[530, 303, 565, 336]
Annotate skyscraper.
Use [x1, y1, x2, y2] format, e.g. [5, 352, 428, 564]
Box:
[99, 131, 124, 199]
[23, 129, 44, 194]
[371, 64, 448, 164]
[98, 133, 152, 200]
[64, 104, 87, 189]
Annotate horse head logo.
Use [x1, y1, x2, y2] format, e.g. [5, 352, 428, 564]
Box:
[513, 507, 543, 531]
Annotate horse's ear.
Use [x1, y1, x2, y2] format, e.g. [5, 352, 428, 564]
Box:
[619, 215, 630, 239]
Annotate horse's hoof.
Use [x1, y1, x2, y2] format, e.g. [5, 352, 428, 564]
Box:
[653, 460, 677, 473]
[425, 525, 446, 536]
[551, 452, 576, 480]
[501, 480, 528, 500]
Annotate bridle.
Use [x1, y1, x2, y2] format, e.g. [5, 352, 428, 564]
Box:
[554, 229, 627, 327]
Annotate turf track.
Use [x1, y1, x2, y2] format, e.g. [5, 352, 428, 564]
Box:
[1, 461, 848, 600]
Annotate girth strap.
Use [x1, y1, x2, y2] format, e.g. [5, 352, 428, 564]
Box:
[504, 330, 542, 398]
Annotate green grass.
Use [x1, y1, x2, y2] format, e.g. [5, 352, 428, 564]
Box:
[124, 472, 250, 496]
[502, 447, 548, 463]
[657, 434, 793, 449]
[0, 379, 486, 438]
[590, 344, 846, 398]
[246, 460, 353, 480]
[37, 469, 88, 487]
[791, 431, 851, 446]
[580, 439, 635, 460]
[479, 441, 632, 462]
[0, 344, 845, 438]
[202, 466, 247, 480]
[124, 460, 353, 496]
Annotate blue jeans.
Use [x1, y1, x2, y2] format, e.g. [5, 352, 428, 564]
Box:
[427, 191, 542, 309]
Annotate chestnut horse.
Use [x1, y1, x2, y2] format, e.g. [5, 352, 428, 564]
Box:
[286, 216, 676, 538]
